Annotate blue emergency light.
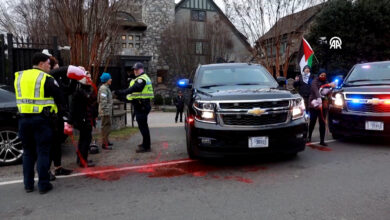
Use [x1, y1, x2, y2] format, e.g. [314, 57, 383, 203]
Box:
[177, 79, 189, 88]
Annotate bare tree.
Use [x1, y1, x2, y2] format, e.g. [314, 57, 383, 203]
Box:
[159, 14, 234, 82]
[223, 0, 325, 77]
[0, 0, 51, 40]
[50, 0, 127, 82]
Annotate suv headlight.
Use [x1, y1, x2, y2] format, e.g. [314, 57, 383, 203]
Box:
[332, 93, 344, 108]
[292, 98, 305, 120]
[193, 101, 216, 123]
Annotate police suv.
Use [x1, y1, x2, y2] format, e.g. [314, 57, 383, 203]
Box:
[179, 63, 308, 158]
[329, 61, 390, 138]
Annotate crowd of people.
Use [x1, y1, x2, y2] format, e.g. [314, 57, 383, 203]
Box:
[15, 51, 155, 194]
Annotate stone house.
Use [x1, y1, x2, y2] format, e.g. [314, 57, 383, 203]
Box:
[115, 0, 252, 96]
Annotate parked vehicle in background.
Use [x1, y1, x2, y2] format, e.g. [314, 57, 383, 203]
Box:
[0, 85, 22, 165]
[329, 61, 390, 138]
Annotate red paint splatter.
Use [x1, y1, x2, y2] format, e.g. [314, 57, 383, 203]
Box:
[307, 144, 332, 152]
[241, 166, 267, 172]
[80, 166, 128, 181]
[223, 176, 253, 184]
[79, 160, 265, 184]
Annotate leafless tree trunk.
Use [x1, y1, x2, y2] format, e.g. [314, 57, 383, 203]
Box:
[159, 14, 234, 81]
[0, 0, 127, 83]
[50, 0, 127, 82]
[223, 0, 324, 77]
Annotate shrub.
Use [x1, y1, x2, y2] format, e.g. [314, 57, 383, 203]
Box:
[164, 96, 172, 105]
[154, 94, 163, 105]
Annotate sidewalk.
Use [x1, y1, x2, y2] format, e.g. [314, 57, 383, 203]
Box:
[127, 111, 184, 128]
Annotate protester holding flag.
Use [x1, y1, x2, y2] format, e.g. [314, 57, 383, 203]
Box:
[294, 38, 316, 111]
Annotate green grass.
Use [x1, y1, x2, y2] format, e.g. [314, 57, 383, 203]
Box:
[69, 127, 139, 143]
[108, 127, 139, 140]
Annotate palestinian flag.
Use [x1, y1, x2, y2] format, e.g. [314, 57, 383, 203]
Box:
[299, 38, 314, 73]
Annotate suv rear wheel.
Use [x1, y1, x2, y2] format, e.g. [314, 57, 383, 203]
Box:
[0, 126, 23, 166]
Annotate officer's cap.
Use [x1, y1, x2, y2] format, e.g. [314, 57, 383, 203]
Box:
[133, 62, 144, 70]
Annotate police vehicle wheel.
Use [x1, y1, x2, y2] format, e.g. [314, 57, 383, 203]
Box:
[0, 126, 23, 166]
[186, 130, 197, 159]
[331, 132, 343, 140]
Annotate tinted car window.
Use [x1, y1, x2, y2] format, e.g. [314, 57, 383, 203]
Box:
[346, 63, 390, 84]
[196, 65, 277, 88]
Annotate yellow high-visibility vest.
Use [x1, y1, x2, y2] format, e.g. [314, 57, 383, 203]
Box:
[14, 69, 58, 114]
[126, 74, 154, 101]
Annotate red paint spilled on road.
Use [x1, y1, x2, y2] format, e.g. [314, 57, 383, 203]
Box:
[79, 160, 266, 184]
[223, 176, 253, 184]
[80, 166, 127, 181]
[307, 144, 332, 152]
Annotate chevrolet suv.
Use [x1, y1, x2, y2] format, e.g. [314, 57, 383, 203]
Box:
[180, 63, 308, 158]
[329, 61, 390, 138]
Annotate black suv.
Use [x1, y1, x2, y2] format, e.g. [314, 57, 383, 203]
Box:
[329, 61, 390, 138]
[180, 63, 308, 158]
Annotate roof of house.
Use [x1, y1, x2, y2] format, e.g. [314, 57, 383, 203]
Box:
[258, 3, 324, 42]
[175, 0, 252, 51]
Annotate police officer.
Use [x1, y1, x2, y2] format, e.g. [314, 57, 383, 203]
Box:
[115, 62, 154, 153]
[15, 52, 68, 194]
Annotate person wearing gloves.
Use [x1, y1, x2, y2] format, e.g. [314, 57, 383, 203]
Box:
[46, 56, 74, 180]
[308, 69, 335, 146]
[14, 52, 69, 194]
[97, 72, 113, 150]
[294, 65, 315, 112]
[70, 73, 98, 168]
[114, 62, 154, 153]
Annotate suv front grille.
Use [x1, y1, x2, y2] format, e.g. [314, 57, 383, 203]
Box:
[221, 113, 288, 126]
[219, 100, 289, 109]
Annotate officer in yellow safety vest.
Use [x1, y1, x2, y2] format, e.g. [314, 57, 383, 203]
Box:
[14, 52, 67, 194]
[115, 62, 154, 153]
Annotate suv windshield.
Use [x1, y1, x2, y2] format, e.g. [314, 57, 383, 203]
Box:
[195, 65, 278, 89]
[345, 63, 390, 85]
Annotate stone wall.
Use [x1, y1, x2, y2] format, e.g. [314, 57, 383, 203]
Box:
[140, 0, 175, 80]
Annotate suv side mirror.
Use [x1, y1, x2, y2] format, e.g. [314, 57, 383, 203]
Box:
[276, 77, 286, 86]
[177, 79, 192, 89]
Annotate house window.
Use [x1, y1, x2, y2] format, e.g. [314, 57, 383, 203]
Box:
[191, 10, 206, 22]
[193, 41, 209, 55]
[157, 70, 167, 84]
[120, 33, 142, 50]
[195, 42, 203, 55]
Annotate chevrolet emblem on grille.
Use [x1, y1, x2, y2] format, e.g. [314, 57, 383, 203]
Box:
[247, 108, 266, 116]
[367, 98, 381, 105]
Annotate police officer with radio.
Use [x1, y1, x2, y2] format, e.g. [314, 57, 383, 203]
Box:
[115, 62, 154, 153]
[15, 52, 68, 194]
